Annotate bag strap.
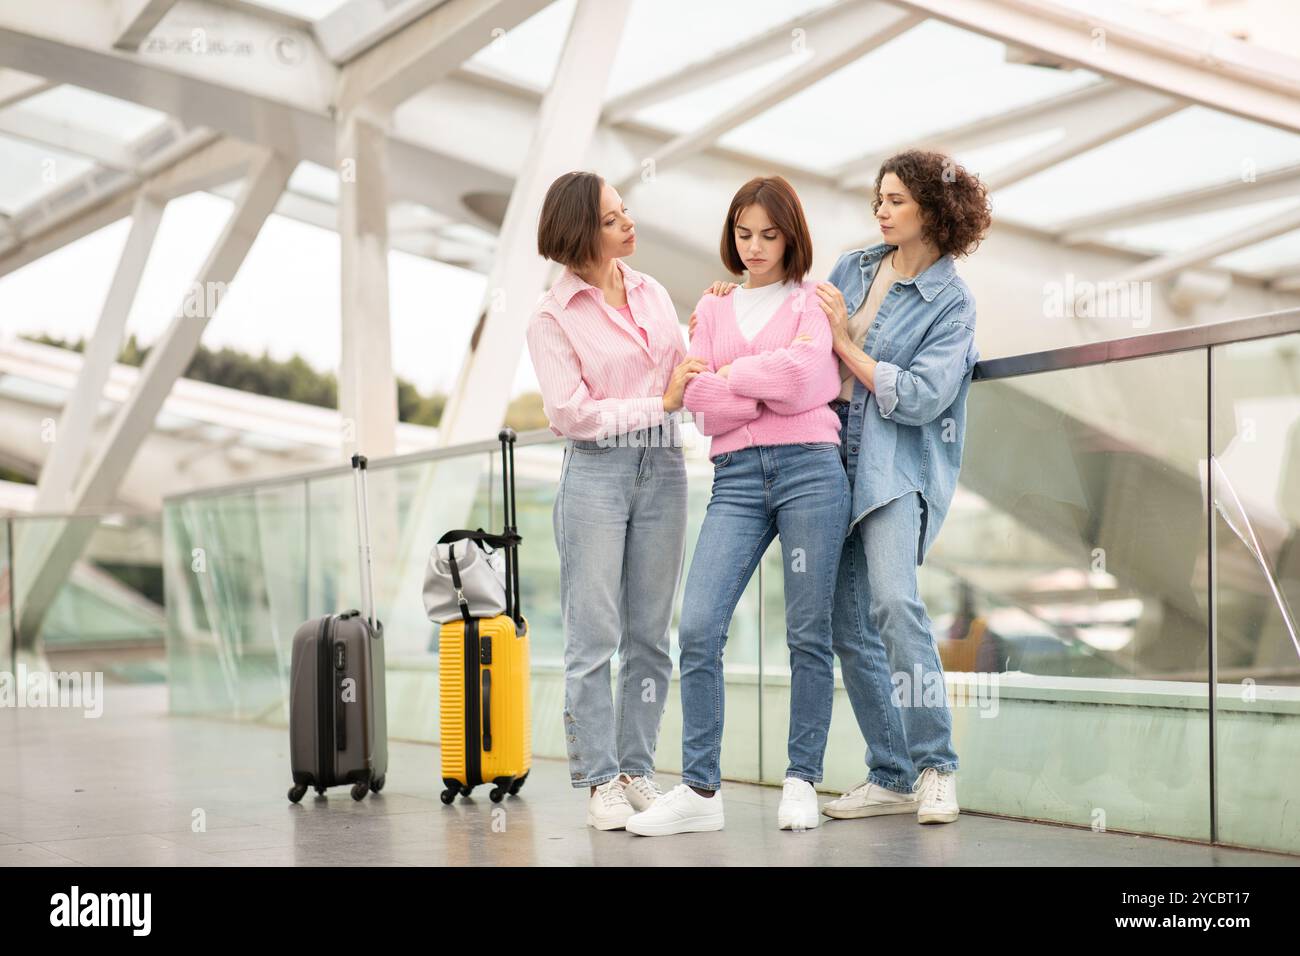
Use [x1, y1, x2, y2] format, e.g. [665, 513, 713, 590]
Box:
[445, 547, 473, 626]
[438, 528, 520, 549]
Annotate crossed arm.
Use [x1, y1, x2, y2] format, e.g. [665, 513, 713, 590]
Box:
[683, 291, 839, 431]
[682, 298, 763, 435]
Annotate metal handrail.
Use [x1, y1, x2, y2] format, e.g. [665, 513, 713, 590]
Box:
[162, 307, 1300, 504]
[974, 308, 1300, 381]
[0, 508, 161, 521]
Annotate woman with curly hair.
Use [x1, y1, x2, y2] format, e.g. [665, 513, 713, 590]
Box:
[814, 149, 991, 826]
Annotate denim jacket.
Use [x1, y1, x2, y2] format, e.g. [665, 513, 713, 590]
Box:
[829, 243, 979, 564]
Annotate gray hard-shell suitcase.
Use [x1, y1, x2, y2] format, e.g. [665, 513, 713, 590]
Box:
[286, 454, 388, 803]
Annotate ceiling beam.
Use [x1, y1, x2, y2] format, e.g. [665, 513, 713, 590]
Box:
[887, 0, 1300, 133]
[113, 0, 181, 50]
[334, 0, 550, 114]
[0, 102, 140, 170]
[314, 0, 442, 64]
[1111, 203, 1300, 285]
[0, 127, 225, 270]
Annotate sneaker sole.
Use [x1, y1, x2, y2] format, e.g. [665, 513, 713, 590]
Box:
[626, 815, 724, 836]
[778, 809, 822, 830]
[821, 800, 919, 819]
[917, 809, 959, 824]
[586, 814, 630, 831]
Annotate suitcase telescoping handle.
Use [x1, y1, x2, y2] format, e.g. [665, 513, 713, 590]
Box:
[351, 453, 378, 632]
[498, 428, 522, 629]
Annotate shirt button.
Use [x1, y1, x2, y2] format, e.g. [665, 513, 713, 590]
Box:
[851, 404, 861, 412]
[849, 445, 859, 453]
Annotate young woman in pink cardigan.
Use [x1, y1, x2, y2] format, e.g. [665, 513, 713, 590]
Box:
[626, 176, 849, 836]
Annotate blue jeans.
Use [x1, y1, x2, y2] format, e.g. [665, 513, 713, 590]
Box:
[678, 443, 850, 791]
[554, 427, 688, 788]
[831, 402, 959, 792]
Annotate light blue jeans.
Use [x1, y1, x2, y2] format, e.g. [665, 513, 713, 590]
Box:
[831, 403, 959, 792]
[678, 443, 850, 791]
[553, 426, 687, 788]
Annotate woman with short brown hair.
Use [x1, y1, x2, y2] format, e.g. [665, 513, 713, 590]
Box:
[626, 176, 849, 836]
[526, 171, 706, 831]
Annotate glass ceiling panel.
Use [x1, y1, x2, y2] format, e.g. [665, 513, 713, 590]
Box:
[956, 128, 1066, 182]
[242, 0, 350, 20]
[608, 0, 837, 98]
[631, 55, 813, 134]
[15, 86, 167, 144]
[1097, 197, 1300, 256]
[0, 134, 95, 215]
[467, 0, 838, 94]
[713, 20, 1099, 173]
[1212, 229, 1300, 276]
[287, 160, 339, 204]
[466, 0, 574, 89]
[996, 106, 1300, 228]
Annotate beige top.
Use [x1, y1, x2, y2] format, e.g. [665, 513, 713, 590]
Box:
[837, 250, 901, 401]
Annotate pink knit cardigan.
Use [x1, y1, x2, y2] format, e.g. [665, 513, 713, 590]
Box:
[683, 279, 842, 458]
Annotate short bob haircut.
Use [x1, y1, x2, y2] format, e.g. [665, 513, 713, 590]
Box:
[873, 150, 992, 258]
[720, 176, 814, 282]
[536, 170, 607, 271]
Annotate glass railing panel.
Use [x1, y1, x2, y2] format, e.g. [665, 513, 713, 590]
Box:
[164, 482, 307, 717]
[947, 347, 1211, 840]
[1210, 331, 1300, 853]
[776, 347, 1214, 839]
[12, 512, 164, 683]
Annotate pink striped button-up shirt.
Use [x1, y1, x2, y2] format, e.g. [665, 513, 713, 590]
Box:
[526, 258, 686, 441]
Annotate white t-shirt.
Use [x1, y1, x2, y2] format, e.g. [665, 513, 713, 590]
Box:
[732, 280, 795, 342]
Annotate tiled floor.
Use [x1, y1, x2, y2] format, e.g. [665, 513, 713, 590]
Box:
[1, 684, 1295, 866]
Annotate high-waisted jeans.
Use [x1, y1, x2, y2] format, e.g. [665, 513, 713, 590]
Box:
[678, 442, 850, 790]
[553, 426, 687, 788]
[830, 401, 959, 792]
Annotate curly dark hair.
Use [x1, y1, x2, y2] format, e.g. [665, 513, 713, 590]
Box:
[873, 150, 991, 258]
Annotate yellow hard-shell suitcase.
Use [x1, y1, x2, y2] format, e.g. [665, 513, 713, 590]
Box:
[438, 428, 531, 804]
[438, 613, 531, 803]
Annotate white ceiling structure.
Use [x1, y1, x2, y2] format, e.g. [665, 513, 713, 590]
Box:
[1, 1, 1299, 459]
[4, 0, 1300, 639]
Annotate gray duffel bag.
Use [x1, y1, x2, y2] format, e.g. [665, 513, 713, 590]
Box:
[423, 529, 518, 624]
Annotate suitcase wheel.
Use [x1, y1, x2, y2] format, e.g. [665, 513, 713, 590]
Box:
[439, 788, 456, 805]
[314, 786, 327, 797]
[370, 775, 385, 794]
[489, 787, 504, 803]
[459, 786, 472, 798]
[508, 777, 525, 796]
[350, 782, 370, 801]
[287, 784, 308, 804]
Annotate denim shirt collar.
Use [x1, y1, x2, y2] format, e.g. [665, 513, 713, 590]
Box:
[552, 257, 644, 309]
[858, 243, 956, 303]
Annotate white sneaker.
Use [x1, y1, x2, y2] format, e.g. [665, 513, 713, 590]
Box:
[821, 779, 920, 819]
[586, 778, 634, 831]
[913, 768, 959, 824]
[620, 774, 663, 812]
[777, 777, 821, 830]
[625, 783, 724, 836]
